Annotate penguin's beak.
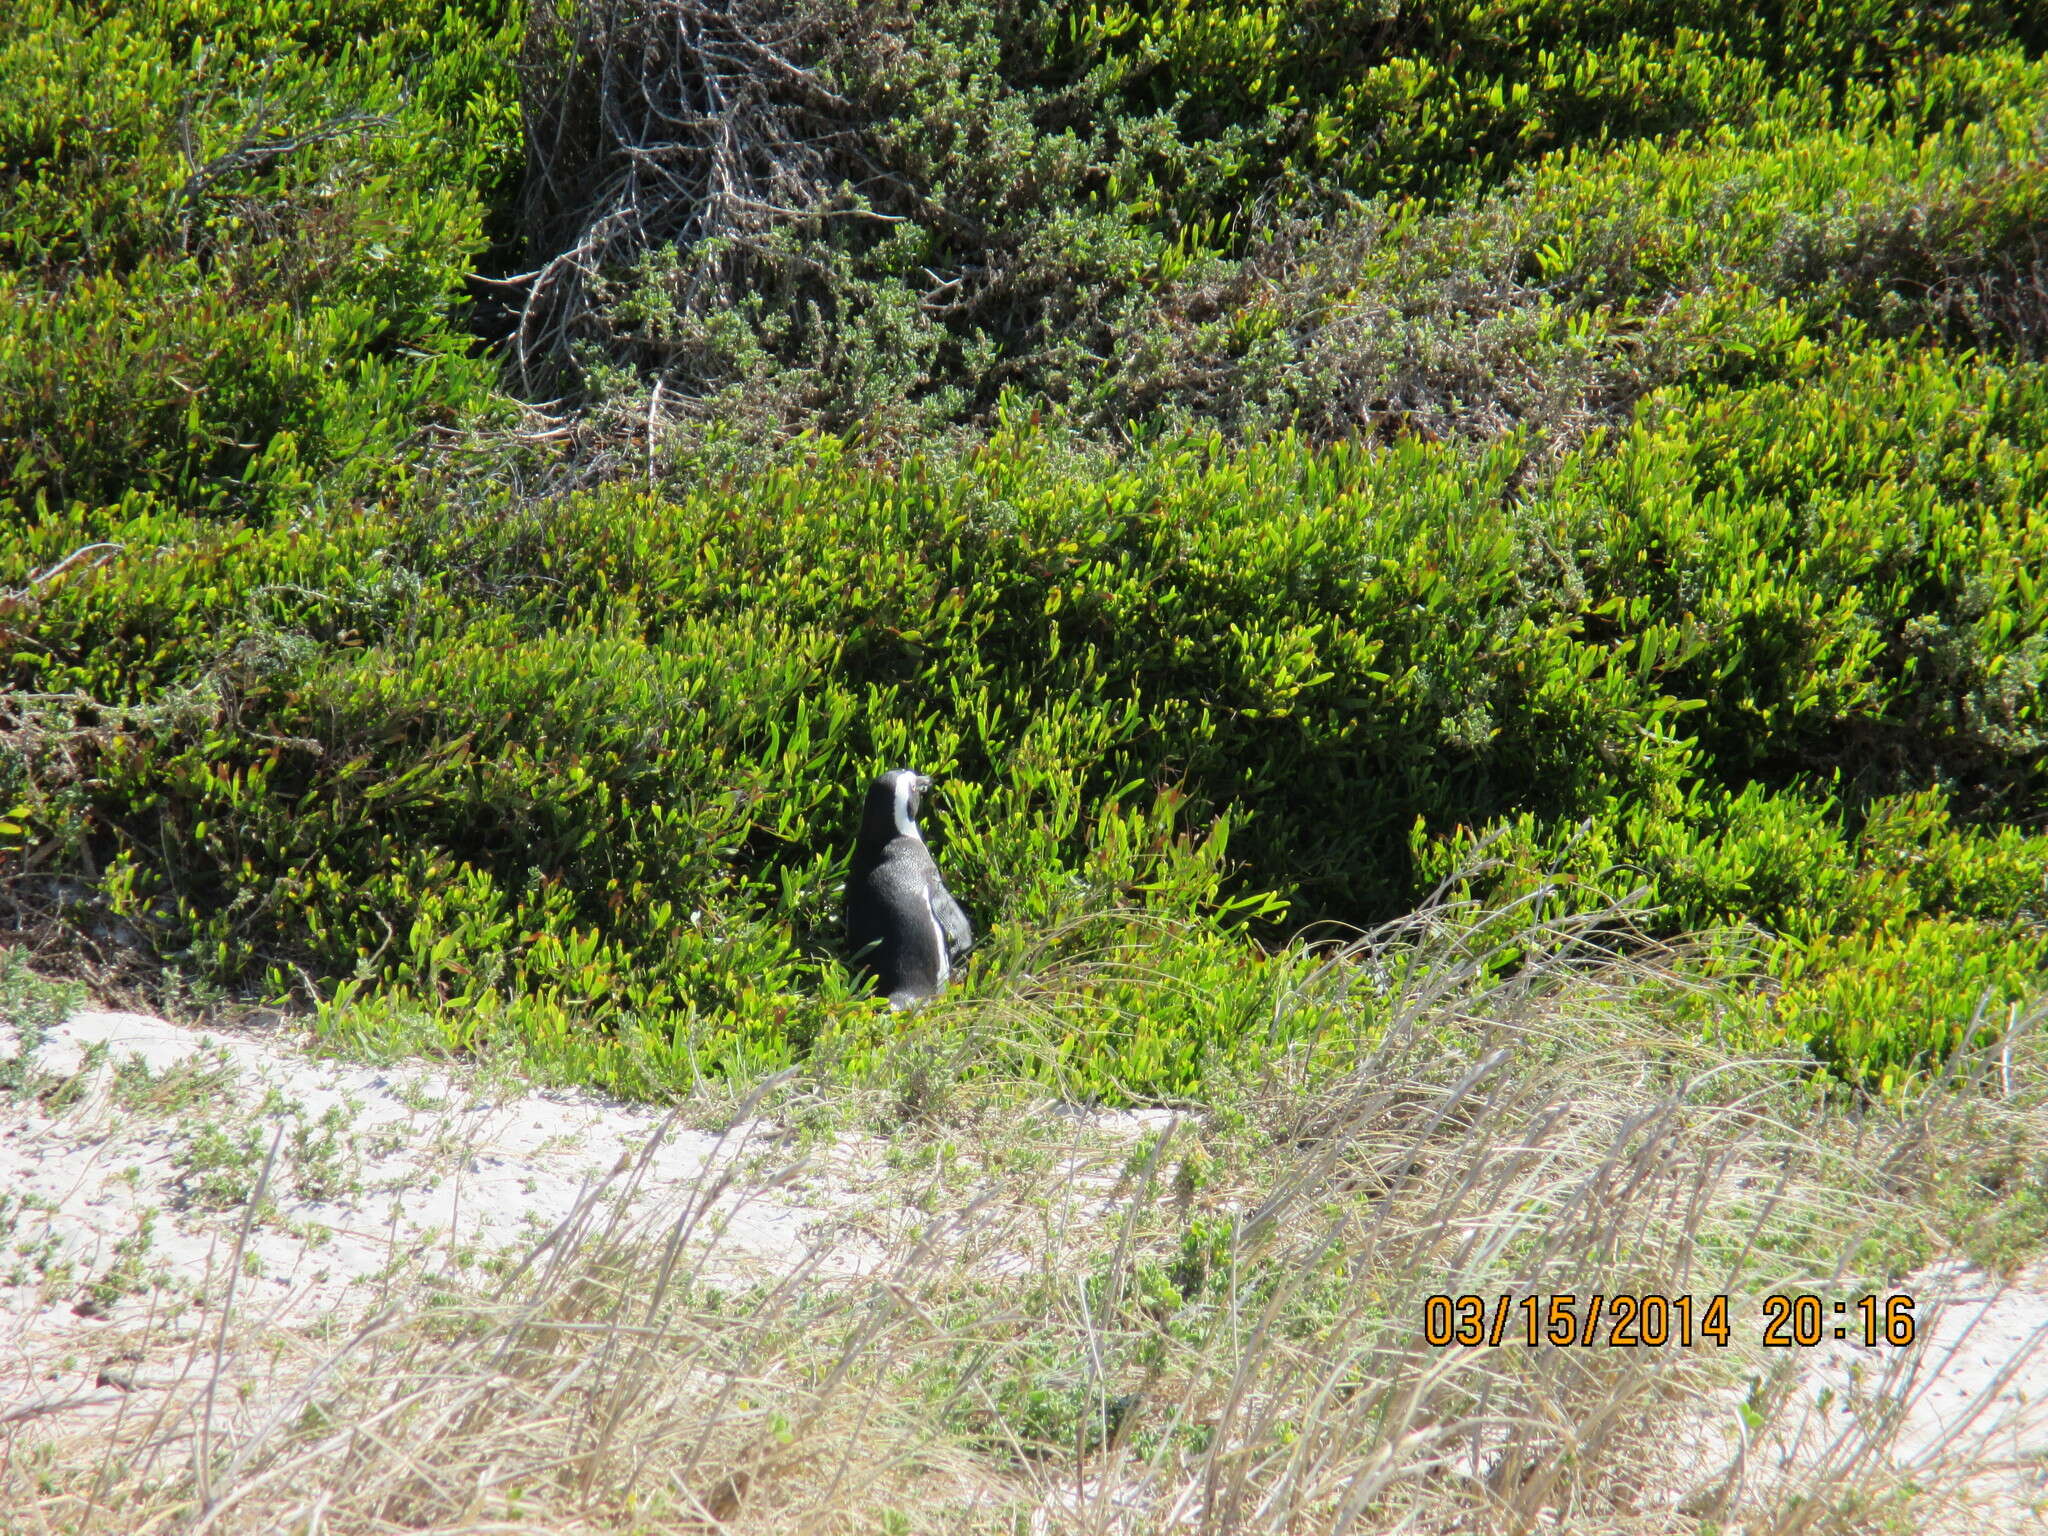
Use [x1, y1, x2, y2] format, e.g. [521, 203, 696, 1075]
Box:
[914, 775, 934, 793]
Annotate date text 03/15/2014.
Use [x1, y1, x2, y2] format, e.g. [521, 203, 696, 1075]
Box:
[1422, 1293, 1918, 1349]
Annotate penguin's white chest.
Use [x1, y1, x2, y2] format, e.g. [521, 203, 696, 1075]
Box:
[926, 888, 950, 985]
[892, 775, 924, 842]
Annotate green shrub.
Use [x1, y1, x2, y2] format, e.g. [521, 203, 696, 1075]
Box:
[1103, 47, 2048, 445]
[1756, 918, 2046, 1091]
[0, 0, 518, 523]
[11, 364, 2045, 1084]
[3, 0, 2044, 1093]
[504, 0, 2048, 452]
[1089, 0, 2046, 211]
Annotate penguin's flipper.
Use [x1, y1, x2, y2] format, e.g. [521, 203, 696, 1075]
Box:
[929, 879, 974, 958]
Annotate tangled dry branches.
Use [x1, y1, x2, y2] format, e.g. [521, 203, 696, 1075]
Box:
[510, 0, 896, 395]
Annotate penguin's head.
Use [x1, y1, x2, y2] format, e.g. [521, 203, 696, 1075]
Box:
[862, 768, 933, 843]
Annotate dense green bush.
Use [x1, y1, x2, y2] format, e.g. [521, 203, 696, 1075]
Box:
[505, 0, 2048, 452]
[1107, 46, 2048, 443]
[1088, 0, 2048, 209]
[9, 353, 2046, 1089]
[0, 0, 518, 524]
[3, 0, 2044, 1096]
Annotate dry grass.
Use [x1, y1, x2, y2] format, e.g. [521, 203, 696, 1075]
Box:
[5, 900, 2045, 1535]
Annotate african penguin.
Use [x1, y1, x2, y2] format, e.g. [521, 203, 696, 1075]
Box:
[845, 769, 973, 1010]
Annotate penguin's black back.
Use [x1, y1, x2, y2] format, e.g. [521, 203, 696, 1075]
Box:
[845, 770, 971, 1009]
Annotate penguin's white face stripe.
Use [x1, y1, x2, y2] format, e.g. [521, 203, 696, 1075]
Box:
[926, 886, 950, 985]
[892, 773, 923, 842]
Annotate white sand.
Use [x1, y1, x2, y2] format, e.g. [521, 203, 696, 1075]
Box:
[0, 1010, 908, 1411]
[2, 1006, 2044, 1526]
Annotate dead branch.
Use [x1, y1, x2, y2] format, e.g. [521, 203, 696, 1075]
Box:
[170, 109, 394, 250]
[1, 543, 125, 605]
[509, 0, 901, 391]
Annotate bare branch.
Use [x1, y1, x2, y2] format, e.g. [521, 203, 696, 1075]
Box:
[508, 0, 900, 392]
[170, 109, 394, 250]
[1, 543, 125, 604]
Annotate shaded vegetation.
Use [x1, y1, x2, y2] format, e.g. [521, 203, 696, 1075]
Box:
[1, 0, 2044, 1097]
